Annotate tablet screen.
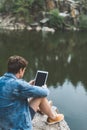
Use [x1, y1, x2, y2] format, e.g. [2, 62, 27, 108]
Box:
[35, 71, 48, 86]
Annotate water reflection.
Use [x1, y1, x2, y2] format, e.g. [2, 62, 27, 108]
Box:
[0, 30, 87, 130]
[48, 79, 87, 130]
[0, 30, 87, 92]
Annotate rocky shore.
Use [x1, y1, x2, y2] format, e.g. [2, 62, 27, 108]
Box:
[0, 15, 56, 33]
[32, 106, 70, 130]
[0, 14, 79, 33]
[32, 112, 70, 130]
[0, 0, 86, 32]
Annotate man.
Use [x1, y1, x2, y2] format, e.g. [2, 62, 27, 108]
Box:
[0, 55, 64, 130]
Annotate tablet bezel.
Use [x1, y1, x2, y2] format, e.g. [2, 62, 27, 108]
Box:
[35, 70, 48, 86]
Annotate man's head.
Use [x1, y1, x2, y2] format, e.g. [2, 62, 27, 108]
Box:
[7, 55, 28, 78]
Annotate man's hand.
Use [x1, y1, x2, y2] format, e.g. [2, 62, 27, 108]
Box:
[29, 80, 35, 85]
[42, 84, 47, 88]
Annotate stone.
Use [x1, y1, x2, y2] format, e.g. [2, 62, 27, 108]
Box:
[45, 0, 56, 10]
[32, 112, 70, 130]
[36, 26, 42, 32]
[40, 18, 49, 24]
[42, 27, 55, 33]
[30, 22, 39, 27]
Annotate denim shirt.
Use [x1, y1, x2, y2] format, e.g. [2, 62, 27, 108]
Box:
[0, 73, 49, 130]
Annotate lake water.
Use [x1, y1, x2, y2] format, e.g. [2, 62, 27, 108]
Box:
[0, 30, 87, 130]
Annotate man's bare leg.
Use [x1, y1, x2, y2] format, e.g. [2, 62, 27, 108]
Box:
[29, 97, 57, 119]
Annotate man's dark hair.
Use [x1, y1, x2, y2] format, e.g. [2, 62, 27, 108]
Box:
[7, 55, 28, 74]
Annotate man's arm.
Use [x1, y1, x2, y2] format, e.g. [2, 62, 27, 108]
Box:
[14, 79, 50, 99]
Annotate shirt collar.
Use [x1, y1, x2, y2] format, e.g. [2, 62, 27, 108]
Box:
[4, 72, 17, 79]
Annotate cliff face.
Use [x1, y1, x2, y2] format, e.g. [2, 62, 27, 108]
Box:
[0, 0, 87, 30]
[32, 113, 70, 130]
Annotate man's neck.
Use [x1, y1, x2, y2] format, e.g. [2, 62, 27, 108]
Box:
[15, 73, 20, 79]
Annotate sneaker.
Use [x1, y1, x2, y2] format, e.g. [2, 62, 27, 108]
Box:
[47, 114, 64, 125]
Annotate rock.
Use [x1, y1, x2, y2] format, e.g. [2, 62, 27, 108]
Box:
[30, 22, 39, 30]
[30, 22, 39, 27]
[40, 18, 49, 24]
[14, 23, 26, 30]
[32, 105, 70, 130]
[59, 12, 70, 17]
[45, 0, 56, 10]
[32, 112, 70, 130]
[26, 26, 32, 31]
[67, 0, 75, 4]
[42, 27, 55, 33]
[36, 26, 42, 32]
[0, 15, 15, 27]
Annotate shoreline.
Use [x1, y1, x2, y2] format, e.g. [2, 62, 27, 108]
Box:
[0, 15, 80, 33]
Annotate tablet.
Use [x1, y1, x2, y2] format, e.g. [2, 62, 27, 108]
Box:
[35, 70, 48, 86]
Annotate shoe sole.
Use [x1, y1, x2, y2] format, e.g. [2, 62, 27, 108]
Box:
[46, 119, 63, 125]
[46, 115, 64, 125]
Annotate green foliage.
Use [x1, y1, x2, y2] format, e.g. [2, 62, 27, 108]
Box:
[14, 7, 29, 19]
[12, 0, 31, 23]
[0, 0, 34, 13]
[0, 0, 15, 13]
[33, 0, 45, 9]
[79, 14, 87, 29]
[0, 0, 45, 14]
[0, 0, 35, 23]
[48, 9, 64, 28]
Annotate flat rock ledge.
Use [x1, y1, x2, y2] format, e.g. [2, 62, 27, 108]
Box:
[32, 113, 70, 130]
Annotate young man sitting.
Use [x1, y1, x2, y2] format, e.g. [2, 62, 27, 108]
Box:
[0, 55, 64, 130]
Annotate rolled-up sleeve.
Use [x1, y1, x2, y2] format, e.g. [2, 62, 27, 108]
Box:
[15, 79, 50, 99]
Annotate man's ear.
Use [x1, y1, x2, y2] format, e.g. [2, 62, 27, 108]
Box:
[18, 68, 22, 74]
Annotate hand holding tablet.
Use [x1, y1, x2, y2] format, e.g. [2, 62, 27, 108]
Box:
[35, 70, 48, 87]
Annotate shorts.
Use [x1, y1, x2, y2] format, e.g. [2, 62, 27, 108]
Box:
[29, 106, 36, 120]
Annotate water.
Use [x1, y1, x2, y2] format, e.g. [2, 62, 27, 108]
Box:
[0, 30, 87, 130]
[48, 80, 87, 130]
